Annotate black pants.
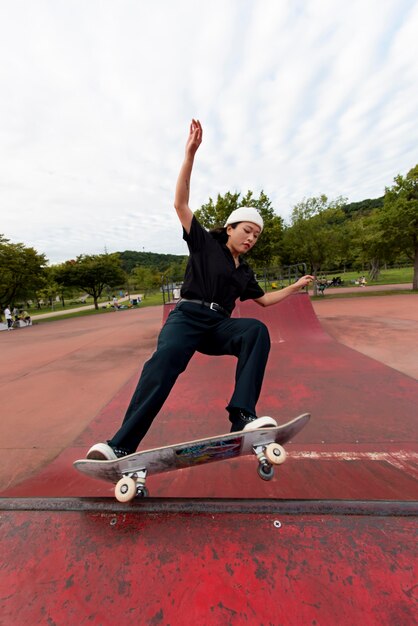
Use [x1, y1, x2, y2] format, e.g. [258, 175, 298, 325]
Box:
[108, 301, 271, 451]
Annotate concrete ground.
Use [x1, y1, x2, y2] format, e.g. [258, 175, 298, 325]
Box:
[0, 292, 416, 492]
[0, 307, 162, 491]
[313, 294, 418, 380]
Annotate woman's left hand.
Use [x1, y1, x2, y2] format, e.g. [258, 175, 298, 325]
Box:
[294, 275, 314, 289]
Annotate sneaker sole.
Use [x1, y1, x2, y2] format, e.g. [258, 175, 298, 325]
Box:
[86, 443, 117, 461]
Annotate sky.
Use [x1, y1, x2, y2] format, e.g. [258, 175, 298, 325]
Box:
[1, 0, 417, 264]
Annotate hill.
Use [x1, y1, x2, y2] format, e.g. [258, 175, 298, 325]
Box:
[118, 250, 187, 273]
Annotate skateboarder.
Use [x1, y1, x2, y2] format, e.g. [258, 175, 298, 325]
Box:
[87, 120, 313, 460]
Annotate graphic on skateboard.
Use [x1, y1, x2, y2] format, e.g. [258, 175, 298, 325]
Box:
[73, 413, 310, 502]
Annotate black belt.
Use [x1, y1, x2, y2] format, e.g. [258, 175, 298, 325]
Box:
[178, 298, 230, 317]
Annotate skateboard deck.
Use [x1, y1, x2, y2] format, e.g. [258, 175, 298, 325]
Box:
[74, 413, 310, 501]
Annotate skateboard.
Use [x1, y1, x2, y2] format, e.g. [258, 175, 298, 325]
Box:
[73, 413, 310, 502]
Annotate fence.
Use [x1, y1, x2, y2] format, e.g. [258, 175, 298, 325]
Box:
[160, 263, 309, 304]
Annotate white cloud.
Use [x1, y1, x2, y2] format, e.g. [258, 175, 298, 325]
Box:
[0, 0, 417, 262]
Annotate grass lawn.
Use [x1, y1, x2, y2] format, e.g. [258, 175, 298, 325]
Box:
[31, 291, 166, 324]
[310, 289, 414, 301]
[262, 266, 414, 291]
[322, 266, 413, 285]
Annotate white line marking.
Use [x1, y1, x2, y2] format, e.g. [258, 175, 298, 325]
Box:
[288, 450, 418, 478]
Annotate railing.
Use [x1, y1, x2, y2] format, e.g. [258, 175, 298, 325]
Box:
[257, 263, 308, 292]
[161, 278, 183, 305]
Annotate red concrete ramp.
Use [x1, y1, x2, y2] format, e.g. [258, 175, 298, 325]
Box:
[2, 294, 417, 625]
[1, 499, 417, 626]
[2, 294, 417, 500]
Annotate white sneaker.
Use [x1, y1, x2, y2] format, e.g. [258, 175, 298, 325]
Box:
[243, 416, 277, 431]
[86, 443, 118, 460]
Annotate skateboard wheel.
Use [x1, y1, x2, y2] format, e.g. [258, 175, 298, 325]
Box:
[115, 476, 136, 502]
[136, 486, 149, 498]
[265, 443, 286, 465]
[258, 463, 274, 481]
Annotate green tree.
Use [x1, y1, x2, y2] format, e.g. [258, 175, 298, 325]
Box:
[283, 195, 347, 294]
[130, 266, 161, 298]
[118, 250, 187, 274]
[48, 265, 79, 307]
[194, 189, 284, 268]
[348, 211, 395, 280]
[342, 196, 384, 218]
[241, 191, 284, 268]
[34, 266, 61, 309]
[0, 235, 47, 308]
[382, 165, 418, 290]
[54, 253, 126, 309]
[166, 257, 188, 282]
[195, 191, 241, 227]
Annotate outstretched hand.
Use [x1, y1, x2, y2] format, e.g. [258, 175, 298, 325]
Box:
[294, 275, 314, 289]
[185, 119, 202, 158]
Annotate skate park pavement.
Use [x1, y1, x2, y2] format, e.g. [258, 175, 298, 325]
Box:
[0, 290, 417, 498]
[1, 290, 417, 626]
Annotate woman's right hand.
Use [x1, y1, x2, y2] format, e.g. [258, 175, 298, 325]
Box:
[185, 119, 202, 158]
[174, 120, 202, 234]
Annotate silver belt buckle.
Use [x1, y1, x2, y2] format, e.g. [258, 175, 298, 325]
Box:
[209, 302, 217, 311]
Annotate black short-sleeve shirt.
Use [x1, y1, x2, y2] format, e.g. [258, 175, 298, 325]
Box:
[180, 216, 264, 314]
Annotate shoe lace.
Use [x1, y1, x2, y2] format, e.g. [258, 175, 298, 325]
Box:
[112, 447, 130, 458]
[239, 410, 257, 423]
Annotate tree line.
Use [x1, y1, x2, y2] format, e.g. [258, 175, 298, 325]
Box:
[1, 164, 417, 310]
[195, 164, 417, 292]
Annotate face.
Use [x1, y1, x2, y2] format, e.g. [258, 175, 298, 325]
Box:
[226, 221, 261, 255]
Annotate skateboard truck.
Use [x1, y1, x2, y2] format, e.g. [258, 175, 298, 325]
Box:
[253, 442, 286, 481]
[114, 442, 288, 500]
[115, 469, 149, 502]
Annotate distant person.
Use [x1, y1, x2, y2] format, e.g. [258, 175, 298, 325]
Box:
[4, 306, 13, 330]
[20, 309, 31, 325]
[86, 119, 313, 460]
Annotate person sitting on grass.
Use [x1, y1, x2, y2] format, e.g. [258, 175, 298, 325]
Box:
[20, 310, 31, 325]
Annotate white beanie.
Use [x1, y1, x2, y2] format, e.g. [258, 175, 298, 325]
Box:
[224, 207, 264, 232]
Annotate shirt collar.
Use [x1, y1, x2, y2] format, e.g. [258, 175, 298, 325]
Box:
[221, 243, 248, 268]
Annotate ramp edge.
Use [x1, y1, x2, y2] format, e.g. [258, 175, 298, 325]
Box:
[1, 497, 417, 516]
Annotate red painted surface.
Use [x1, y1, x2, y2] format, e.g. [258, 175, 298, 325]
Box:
[1, 508, 417, 626]
[2, 294, 417, 500]
[0, 512, 418, 626]
[1, 294, 417, 624]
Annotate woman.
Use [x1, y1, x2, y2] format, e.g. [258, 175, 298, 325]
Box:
[87, 120, 313, 460]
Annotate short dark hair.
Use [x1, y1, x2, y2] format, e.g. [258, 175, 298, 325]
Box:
[209, 223, 238, 244]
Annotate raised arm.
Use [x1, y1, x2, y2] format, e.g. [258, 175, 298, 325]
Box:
[174, 119, 202, 234]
